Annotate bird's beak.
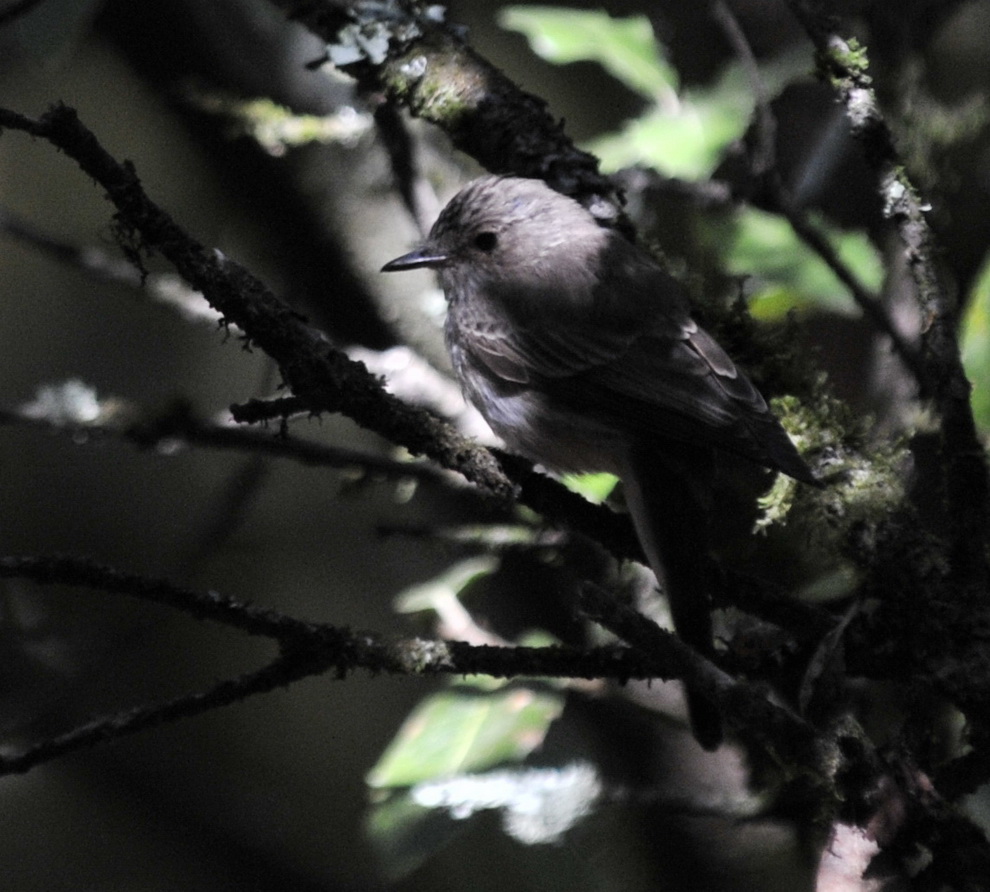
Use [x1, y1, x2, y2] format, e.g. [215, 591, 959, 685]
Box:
[381, 247, 448, 272]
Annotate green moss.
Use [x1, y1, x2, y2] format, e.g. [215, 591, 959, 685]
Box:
[755, 390, 908, 565]
[826, 36, 871, 82]
[382, 42, 483, 126]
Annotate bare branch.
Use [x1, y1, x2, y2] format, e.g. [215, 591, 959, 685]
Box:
[579, 582, 816, 761]
[0, 104, 517, 503]
[0, 553, 708, 774]
[778, 198, 927, 384]
[373, 100, 439, 238]
[0, 396, 449, 484]
[0, 206, 223, 324]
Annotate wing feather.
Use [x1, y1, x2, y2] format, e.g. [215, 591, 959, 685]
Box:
[447, 234, 817, 482]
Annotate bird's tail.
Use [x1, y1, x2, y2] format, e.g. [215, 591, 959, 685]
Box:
[622, 442, 723, 750]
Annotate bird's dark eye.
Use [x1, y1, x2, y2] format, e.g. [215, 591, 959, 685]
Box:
[473, 231, 498, 252]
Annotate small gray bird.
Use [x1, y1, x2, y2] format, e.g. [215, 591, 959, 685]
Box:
[383, 176, 818, 748]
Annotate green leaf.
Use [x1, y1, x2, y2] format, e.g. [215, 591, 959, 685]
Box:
[367, 683, 565, 788]
[393, 556, 497, 615]
[501, 9, 812, 181]
[499, 6, 677, 100]
[711, 208, 883, 319]
[961, 253, 990, 434]
[588, 94, 747, 178]
[586, 61, 761, 178]
[560, 472, 618, 503]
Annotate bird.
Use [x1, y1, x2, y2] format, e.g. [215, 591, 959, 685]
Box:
[383, 176, 819, 748]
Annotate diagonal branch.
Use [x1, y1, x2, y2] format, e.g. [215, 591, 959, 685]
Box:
[0, 104, 515, 500]
[0, 102, 645, 576]
[785, 0, 989, 586]
[579, 582, 816, 759]
[271, 0, 620, 211]
[0, 553, 716, 774]
[0, 651, 318, 776]
[710, 0, 926, 385]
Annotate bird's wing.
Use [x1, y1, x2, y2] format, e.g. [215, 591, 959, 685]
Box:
[564, 325, 818, 483]
[452, 265, 815, 482]
[454, 254, 748, 427]
[451, 241, 690, 383]
[451, 302, 646, 384]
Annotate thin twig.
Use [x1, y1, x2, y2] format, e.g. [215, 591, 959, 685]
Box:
[0, 652, 317, 775]
[710, 0, 776, 177]
[0, 207, 223, 324]
[578, 582, 817, 760]
[780, 199, 928, 384]
[711, 0, 926, 385]
[1, 206, 142, 285]
[0, 399, 449, 484]
[229, 395, 308, 424]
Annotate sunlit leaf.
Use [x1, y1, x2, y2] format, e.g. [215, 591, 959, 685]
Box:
[711, 208, 883, 319]
[393, 556, 497, 615]
[961, 254, 990, 434]
[500, 6, 677, 100]
[502, 8, 812, 181]
[367, 684, 565, 788]
[588, 89, 748, 178]
[560, 472, 618, 503]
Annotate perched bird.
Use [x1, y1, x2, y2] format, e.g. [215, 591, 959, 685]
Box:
[383, 176, 818, 748]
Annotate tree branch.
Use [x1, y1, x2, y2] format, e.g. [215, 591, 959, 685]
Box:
[710, 0, 927, 386]
[784, 0, 990, 586]
[0, 553, 719, 774]
[0, 104, 518, 502]
[579, 582, 817, 761]
[0, 396, 450, 484]
[273, 0, 621, 214]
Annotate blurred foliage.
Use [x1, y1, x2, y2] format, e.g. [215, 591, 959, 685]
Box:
[394, 556, 500, 620]
[712, 209, 883, 320]
[367, 677, 564, 788]
[961, 252, 990, 435]
[499, 6, 678, 102]
[503, 6, 798, 179]
[500, 4, 885, 324]
[502, 5, 733, 178]
[188, 92, 373, 156]
[560, 471, 618, 503]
